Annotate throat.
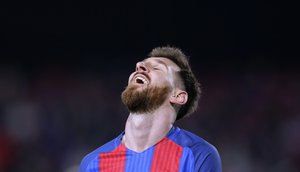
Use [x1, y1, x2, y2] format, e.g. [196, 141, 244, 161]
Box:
[122, 114, 173, 152]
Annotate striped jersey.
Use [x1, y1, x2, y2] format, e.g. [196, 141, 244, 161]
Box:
[79, 126, 222, 172]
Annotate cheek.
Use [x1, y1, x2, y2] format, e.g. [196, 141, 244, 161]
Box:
[153, 76, 173, 87]
[165, 73, 177, 88]
[128, 73, 134, 83]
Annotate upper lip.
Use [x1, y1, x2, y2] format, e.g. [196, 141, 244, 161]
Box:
[132, 72, 150, 84]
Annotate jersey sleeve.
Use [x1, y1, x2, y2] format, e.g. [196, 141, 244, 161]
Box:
[79, 147, 101, 172]
[79, 135, 122, 172]
[193, 144, 222, 172]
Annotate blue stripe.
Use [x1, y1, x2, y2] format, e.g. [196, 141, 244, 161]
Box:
[179, 147, 194, 172]
[124, 146, 155, 172]
[86, 156, 100, 172]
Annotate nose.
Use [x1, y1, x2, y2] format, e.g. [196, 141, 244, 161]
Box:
[136, 62, 149, 72]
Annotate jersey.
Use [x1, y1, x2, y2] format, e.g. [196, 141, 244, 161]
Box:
[79, 126, 222, 172]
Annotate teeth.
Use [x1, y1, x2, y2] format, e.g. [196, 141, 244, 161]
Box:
[136, 76, 148, 84]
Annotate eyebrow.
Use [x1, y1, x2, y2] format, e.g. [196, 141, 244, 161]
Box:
[143, 58, 168, 69]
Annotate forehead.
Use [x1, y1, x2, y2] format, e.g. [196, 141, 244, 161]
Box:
[143, 57, 180, 71]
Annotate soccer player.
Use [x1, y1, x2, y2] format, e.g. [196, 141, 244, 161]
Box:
[79, 46, 222, 172]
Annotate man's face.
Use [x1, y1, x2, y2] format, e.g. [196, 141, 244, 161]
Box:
[121, 57, 181, 113]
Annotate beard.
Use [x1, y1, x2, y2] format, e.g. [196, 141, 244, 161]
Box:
[121, 85, 171, 114]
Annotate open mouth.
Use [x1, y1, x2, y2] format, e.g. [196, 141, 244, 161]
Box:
[134, 75, 149, 85]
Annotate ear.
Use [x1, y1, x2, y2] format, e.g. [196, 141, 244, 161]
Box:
[170, 91, 188, 105]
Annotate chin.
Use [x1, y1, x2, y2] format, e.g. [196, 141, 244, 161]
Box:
[122, 85, 171, 114]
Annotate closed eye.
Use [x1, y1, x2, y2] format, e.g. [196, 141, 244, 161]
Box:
[153, 66, 160, 70]
[152, 64, 165, 71]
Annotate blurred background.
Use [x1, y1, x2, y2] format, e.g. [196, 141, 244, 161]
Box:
[1, 1, 300, 172]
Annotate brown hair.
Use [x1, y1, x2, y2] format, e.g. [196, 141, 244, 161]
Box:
[148, 46, 201, 120]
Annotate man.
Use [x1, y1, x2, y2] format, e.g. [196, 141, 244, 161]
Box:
[79, 46, 222, 172]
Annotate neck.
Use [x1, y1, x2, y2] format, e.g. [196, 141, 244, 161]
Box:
[122, 107, 176, 152]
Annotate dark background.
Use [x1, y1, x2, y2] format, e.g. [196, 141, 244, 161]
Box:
[1, 1, 300, 171]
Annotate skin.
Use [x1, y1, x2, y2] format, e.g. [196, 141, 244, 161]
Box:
[122, 57, 188, 152]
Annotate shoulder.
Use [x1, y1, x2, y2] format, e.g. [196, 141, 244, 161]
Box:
[171, 127, 222, 171]
[79, 134, 122, 172]
[172, 127, 216, 152]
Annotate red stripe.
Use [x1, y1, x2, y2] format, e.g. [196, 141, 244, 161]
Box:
[151, 138, 183, 172]
[99, 144, 126, 172]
